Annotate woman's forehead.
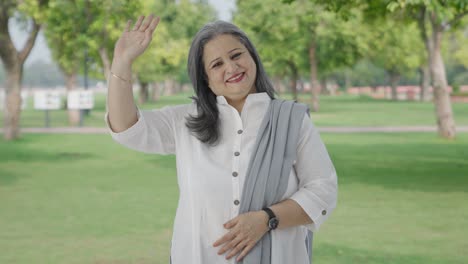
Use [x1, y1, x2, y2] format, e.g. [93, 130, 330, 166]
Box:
[203, 35, 245, 61]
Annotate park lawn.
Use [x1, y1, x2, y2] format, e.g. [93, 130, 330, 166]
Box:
[1, 132, 468, 264]
[2, 92, 468, 128]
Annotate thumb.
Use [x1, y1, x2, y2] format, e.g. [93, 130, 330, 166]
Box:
[224, 217, 238, 229]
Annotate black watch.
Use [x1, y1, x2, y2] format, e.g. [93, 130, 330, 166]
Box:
[262, 207, 279, 231]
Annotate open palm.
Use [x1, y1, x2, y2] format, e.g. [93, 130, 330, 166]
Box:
[114, 14, 160, 64]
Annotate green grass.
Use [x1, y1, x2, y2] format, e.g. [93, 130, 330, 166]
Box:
[2, 93, 468, 128]
[1, 133, 467, 263]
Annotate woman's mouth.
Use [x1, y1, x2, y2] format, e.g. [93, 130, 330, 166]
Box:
[226, 73, 245, 83]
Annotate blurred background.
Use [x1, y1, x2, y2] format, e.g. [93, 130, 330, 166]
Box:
[1, 0, 467, 263]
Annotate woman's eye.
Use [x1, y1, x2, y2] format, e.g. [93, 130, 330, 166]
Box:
[232, 52, 242, 59]
[212, 62, 222, 68]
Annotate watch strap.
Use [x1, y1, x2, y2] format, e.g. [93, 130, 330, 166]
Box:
[262, 207, 276, 219]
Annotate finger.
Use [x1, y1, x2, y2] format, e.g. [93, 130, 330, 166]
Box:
[124, 20, 131, 32]
[226, 238, 248, 259]
[218, 234, 243, 255]
[236, 242, 255, 262]
[213, 232, 236, 247]
[132, 15, 145, 31]
[144, 17, 160, 42]
[139, 14, 154, 32]
[147, 16, 160, 34]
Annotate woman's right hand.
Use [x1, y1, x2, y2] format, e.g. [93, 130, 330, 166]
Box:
[113, 14, 160, 65]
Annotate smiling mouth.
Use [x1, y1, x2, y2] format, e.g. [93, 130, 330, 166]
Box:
[226, 73, 245, 83]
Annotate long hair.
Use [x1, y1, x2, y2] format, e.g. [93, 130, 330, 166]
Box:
[186, 20, 276, 146]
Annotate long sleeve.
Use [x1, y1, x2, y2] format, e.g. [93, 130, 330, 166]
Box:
[289, 115, 338, 231]
[105, 105, 187, 155]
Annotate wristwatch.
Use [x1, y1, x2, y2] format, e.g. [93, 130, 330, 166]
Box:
[262, 207, 279, 231]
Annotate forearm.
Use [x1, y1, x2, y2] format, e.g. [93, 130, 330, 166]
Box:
[107, 58, 138, 132]
[269, 199, 312, 229]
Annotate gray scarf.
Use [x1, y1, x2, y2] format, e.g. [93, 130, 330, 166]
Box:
[238, 99, 313, 264]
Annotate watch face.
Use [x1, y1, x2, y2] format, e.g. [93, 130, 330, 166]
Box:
[268, 218, 279, 230]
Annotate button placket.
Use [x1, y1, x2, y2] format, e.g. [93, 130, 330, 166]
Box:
[231, 112, 244, 215]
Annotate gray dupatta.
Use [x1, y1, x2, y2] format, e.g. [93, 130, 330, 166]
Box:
[238, 99, 312, 264]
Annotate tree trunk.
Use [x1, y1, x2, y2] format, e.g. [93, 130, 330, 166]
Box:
[174, 82, 182, 94]
[4, 66, 22, 140]
[164, 78, 175, 96]
[139, 81, 149, 104]
[389, 71, 400, 101]
[64, 72, 80, 126]
[98, 47, 111, 80]
[429, 26, 456, 139]
[416, 11, 432, 103]
[344, 69, 351, 91]
[273, 77, 286, 94]
[287, 61, 298, 101]
[419, 64, 431, 101]
[309, 41, 320, 112]
[152, 82, 161, 102]
[0, 12, 41, 140]
[320, 79, 327, 95]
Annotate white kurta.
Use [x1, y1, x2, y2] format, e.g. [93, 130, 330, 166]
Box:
[105, 92, 337, 264]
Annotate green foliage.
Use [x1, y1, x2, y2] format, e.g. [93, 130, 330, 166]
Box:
[133, 0, 216, 83]
[366, 19, 423, 77]
[44, 0, 140, 78]
[235, 0, 367, 80]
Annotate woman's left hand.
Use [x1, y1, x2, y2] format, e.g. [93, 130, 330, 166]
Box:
[213, 211, 270, 261]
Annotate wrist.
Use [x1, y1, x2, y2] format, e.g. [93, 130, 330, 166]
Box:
[112, 56, 133, 69]
[262, 207, 279, 231]
[111, 58, 132, 80]
[258, 211, 270, 233]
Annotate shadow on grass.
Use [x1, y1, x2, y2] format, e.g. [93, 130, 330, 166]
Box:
[326, 136, 468, 193]
[0, 146, 95, 163]
[0, 136, 96, 186]
[1, 134, 96, 160]
[314, 242, 461, 264]
[0, 168, 21, 185]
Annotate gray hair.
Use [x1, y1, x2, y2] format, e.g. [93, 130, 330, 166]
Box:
[185, 20, 276, 145]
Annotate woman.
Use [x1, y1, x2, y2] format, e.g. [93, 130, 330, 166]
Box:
[106, 14, 337, 264]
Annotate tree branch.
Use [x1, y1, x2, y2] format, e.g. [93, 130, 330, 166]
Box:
[442, 9, 468, 30]
[0, 1, 17, 67]
[18, 19, 41, 64]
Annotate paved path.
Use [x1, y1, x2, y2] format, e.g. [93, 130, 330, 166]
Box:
[3, 126, 468, 134]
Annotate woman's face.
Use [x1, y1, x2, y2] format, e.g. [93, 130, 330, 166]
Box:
[203, 34, 257, 103]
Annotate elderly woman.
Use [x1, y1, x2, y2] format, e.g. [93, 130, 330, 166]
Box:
[106, 14, 337, 264]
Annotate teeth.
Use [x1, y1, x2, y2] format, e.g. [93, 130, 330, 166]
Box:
[228, 73, 243, 82]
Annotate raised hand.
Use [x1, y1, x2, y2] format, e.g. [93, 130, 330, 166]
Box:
[113, 14, 160, 65]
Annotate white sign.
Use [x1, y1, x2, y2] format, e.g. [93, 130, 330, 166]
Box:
[0, 90, 28, 109]
[67, 90, 94, 110]
[21, 91, 28, 110]
[34, 90, 62, 110]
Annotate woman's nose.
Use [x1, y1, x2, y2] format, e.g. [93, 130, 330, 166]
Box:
[226, 60, 239, 74]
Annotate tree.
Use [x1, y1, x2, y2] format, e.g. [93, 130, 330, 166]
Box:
[386, 0, 468, 139]
[235, 0, 308, 101]
[0, 0, 49, 140]
[366, 19, 422, 100]
[133, 0, 216, 103]
[43, 0, 139, 124]
[289, 0, 467, 138]
[44, 0, 86, 126]
[236, 0, 366, 110]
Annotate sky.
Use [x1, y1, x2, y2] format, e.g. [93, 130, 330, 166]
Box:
[9, 0, 236, 66]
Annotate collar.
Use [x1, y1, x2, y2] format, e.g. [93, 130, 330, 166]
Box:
[216, 92, 271, 106]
